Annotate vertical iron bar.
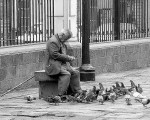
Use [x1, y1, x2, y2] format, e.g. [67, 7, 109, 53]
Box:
[41, 0, 43, 42]
[2, 0, 4, 46]
[6, 0, 8, 45]
[143, 0, 146, 37]
[32, 0, 34, 43]
[23, 0, 25, 44]
[139, 0, 141, 38]
[125, 0, 127, 39]
[136, 0, 138, 38]
[26, 0, 28, 43]
[114, 0, 120, 40]
[13, 0, 16, 45]
[52, 0, 54, 35]
[38, 0, 40, 42]
[19, 0, 22, 44]
[44, 0, 46, 42]
[35, 0, 37, 42]
[47, 0, 49, 38]
[80, 0, 82, 42]
[131, 0, 133, 39]
[0, 0, 1, 46]
[40, 0, 42, 42]
[147, 0, 149, 37]
[100, 0, 104, 42]
[50, 0, 52, 36]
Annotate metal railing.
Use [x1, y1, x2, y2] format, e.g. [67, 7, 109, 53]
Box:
[0, 0, 54, 47]
[0, 0, 149, 47]
[77, 0, 150, 43]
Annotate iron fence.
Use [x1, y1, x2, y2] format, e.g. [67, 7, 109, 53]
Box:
[0, 0, 54, 47]
[77, 0, 150, 43]
[0, 0, 150, 47]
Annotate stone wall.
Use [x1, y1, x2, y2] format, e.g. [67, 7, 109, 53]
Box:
[1, 38, 150, 93]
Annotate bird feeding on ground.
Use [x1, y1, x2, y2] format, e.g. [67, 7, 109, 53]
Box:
[24, 95, 36, 103]
[141, 98, 150, 107]
[124, 90, 132, 105]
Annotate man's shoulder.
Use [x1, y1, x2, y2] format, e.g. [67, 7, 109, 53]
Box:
[47, 35, 58, 43]
[46, 35, 60, 46]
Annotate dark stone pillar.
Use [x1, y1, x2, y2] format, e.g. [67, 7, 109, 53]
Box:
[80, 0, 95, 81]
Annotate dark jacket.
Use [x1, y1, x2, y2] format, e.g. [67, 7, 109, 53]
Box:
[45, 34, 72, 75]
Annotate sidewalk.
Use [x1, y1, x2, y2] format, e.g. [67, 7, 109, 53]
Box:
[1, 67, 150, 120]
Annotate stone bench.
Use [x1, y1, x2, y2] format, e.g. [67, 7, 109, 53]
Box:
[35, 67, 79, 99]
[34, 70, 59, 99]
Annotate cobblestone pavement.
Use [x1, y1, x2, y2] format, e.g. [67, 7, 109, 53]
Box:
[1, 68, 150, 120]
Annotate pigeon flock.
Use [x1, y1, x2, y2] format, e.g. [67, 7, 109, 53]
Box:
[25, 80, 150, 107]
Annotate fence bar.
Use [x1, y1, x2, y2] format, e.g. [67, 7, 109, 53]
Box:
[113, 0, 120, 40]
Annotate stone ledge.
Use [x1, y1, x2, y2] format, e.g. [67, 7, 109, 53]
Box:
[0, 41, 81, 56]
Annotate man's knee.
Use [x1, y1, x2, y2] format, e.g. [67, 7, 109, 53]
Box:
[72, 69, 80, 76]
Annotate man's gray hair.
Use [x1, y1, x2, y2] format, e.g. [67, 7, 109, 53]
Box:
[61, 29, 73, 39]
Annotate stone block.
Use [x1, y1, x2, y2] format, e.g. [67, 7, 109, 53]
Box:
[99, 49, 106, 57]
[1, 55, 13, 67]
[11, 54, 20, 66]
[0, 67, 7, 81]
[106, 56, 113, 65]
[113, 47, 121, 55]
[141, 43, 149, 52]
[31, 52, 39, 63]
[8, 66, 17, 78]
[114, 63, 121, 72]
[34, 70, 58, 99]
[23, 53, 31, 64]
[112, 55, 120, 64]
[125, 45, 134, 54]
[134, 44, 141, 53]
[39, 51, 45, 63]
[120, 54, 127, 62]
[105, 47, 114, 56]
[120, 45, 126, 54]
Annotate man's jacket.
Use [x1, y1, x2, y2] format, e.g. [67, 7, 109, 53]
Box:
[45, 34, 72, 75]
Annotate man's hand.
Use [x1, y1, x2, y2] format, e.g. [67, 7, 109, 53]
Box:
[69, 56, 75, 61]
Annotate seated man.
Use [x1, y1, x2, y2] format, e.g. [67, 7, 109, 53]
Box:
[45, 29, 82, 96]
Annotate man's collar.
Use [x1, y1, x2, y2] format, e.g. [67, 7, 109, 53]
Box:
[55, 34, 62, 43]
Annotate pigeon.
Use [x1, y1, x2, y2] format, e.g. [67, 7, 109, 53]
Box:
[97, 93, 104, 105]
[136, 84, 143, 94]
[84, 89, 95, 103]
[66, 95, 78, 103]
[92, 86, 97, 94]
[120, 82, 125, 88]
[141, 98, 150, 107]
[115, 82, 121, 89]
[24, 95, 36, 103]
[130, 80, 137, 89]
[108, 88, 117, 103]
[46, 95, 62, 105]
[76, 90, 87, 102]
[99, 83, 105, 92]
[124, 90, 132, 105]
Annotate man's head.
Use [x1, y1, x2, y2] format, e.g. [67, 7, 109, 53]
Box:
[58, 29, 73, 43]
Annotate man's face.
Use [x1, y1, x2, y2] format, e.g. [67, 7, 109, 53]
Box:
[61, 32, 70, 43]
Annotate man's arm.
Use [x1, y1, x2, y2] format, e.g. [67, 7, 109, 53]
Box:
[47, 41, 74, 62]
